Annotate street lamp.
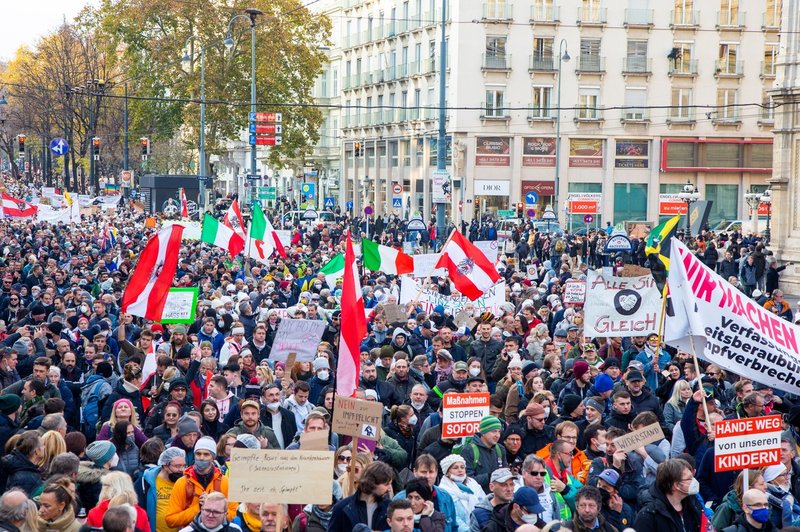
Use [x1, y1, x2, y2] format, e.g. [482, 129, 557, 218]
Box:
[744, 190, 762, 235]
[554, 39, 570, 218]
[677, 180, 701, 239]
[760, 188, 772, 244]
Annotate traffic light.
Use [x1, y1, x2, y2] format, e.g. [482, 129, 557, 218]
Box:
[474, 198, 480, 215]
[517, 202, 524, 217]
[140, 137, 150, 157]
[92, 137, 101, 160]
[354, 142, 362, 157]
[17, 134, 25, 155]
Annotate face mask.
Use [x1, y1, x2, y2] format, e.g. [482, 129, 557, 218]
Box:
[337, 464, 348, 475]
[126, 435, 135, 447]
[682, 478, 700, 496]
[408, 415, 418, 426]
[750, 508, 770, 524]
[194, 459, 212, 472]
[411, 401, 425, 411]
[543, 407, 551, 418]
[469, 367, 481, 377]
[521, 513, 539, 525]
[109, 454, 119, 468]
[597, 443, 608, 453]
[450, 473, 467, 483]
[168, 471, 183, 482]
[267, 401, 281, 411]
[317, 370, 330, 381]
[314, 282, 322, 289]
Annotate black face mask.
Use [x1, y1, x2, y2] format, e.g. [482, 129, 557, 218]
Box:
[168, 471, 183, 482]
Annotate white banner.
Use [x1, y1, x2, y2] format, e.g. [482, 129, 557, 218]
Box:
[270, 319, 327, 362]
[666, 239, 800, 395]
[35, 203, 80, 225]
[413, 253, 446, 278]
[400, 277, 506, 317]
[584, 270, 661, 337]
[474, 240, 499, 264]
[563, 280, 586, 305]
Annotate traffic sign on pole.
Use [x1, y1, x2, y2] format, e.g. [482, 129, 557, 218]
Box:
[50, 138, 68, 157]
[346, 201, 354, 210]
[525, 191, 539, 204]
[364, 206, 373, 215]
[248, 123, 283, 135]
[584, 214, 594, 224]
[249, 112, 283, 123]
[324, 197, 335, 208]
[392, 184, 402, 195]
[248, 135, 282, 146]
[392, 197, 402, 208]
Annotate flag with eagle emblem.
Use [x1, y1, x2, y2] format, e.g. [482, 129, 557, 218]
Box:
[1, 193, 37, 217]
[435, 230, 501, 300]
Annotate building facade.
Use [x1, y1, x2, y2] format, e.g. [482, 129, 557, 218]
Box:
[314, 0, 781, 227]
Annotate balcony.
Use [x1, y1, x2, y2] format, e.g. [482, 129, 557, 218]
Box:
[529, 54, 556, 72]
[670, 10, 699, 28]
[714, 60, 744, 78]
[576, 55, 606, 74]
[373, 110, 383, 124]
[712, 112, 742, 127]
[666, 111, 696, 126]
[482, 3, 513, 22]
[527, 105, 555, 121]
[423, 107, 439, 121]
[759, 105, 775, 125]
[668, 60, 698, 77]
[385, 22, 397, 38]
[407, 61, 422, 77]
[574, 108, 603, 123]
[577, 7, 607, 27]
[621, 108, 649, 123]
[384, 66, 396, 81]
[482, 53, 511, 72]
[397, 108, 407, 122]
[717, 11, 746, 30]
[622, 57, 652, 75]
[396, 63, 408, 78]
[397, 19, 410, 34]
[408, 107, 421, 121]
[624, 9, 653, 28]
[761, 61, 777, 79]
[480, 102, 510, 121]
[530, 5, 559, 25]
[762, 13, 781, 31]
[360, 113, 370, 126]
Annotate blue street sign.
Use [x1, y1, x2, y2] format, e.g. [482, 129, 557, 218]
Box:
[392, 197, 402, 208]
[346, 200, 354, 210]
[50, 138, 68, 157]
[584, 214, 594, 224]
[525, 191, 539, 204]
[248, 134, 256, 146]
[301, 183, 316, 200]
[324, 197, 335, 208]
[248, 112, 257, 122]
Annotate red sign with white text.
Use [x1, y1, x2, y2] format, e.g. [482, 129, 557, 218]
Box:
[714, 415, 782, 472]
[442, 393, 490, 438]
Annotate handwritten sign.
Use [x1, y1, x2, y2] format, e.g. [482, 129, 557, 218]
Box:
[300, 429, 330, 451]
[613, 422, 665, 453]
[228, 449, 334, 504]
[413, 253, 446, 278]
[563, 281, 586, 305]
[270, 319, 327, 362]
[160, 288, 198, 324]
[474, 240, 499, 264]
[383, 304, 407, 325]
[400, 277, 506, 317]
[332, 396, 383, 441]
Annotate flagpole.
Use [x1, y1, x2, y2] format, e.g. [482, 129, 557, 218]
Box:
[652, 287, 668, 367]
[412, 227, 457, 306]
[689, 336, 713, 434]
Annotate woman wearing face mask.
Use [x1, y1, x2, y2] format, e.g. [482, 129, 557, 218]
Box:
[403, 477, 446, 532]
[634, 458, 704, 532]
[762, 463, 800, 528]
[334, 446, 353, 479]
[467, 357, 486, 381]
[383, 405, 418, 471]
[110, 420, 140, 475]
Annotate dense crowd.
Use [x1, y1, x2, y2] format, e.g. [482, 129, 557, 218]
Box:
[0, 186, 797, 532]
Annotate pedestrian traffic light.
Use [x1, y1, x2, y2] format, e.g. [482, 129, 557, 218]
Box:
[17, 134, 25, 155]
[140, 137, 150, 157]
[92, 137, 101, 159]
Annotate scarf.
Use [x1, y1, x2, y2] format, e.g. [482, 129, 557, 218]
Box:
[434, 364, 452, 383]
[311, 504, 333, 529]
[453, 481, 474, 495]
[397, 422, 413, 439]
[241, 511, 262, 532]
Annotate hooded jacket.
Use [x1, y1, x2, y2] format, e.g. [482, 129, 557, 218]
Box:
[178, 512, 242, 532]
[0, 449, 42, 495]
[460, 434, 508, 493]
[77, 460, 111, 512]
[165, 465, 237, 529]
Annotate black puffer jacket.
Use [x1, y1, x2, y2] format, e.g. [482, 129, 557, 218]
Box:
[634, 483, 703, 532]
[0, 449, 42, 495]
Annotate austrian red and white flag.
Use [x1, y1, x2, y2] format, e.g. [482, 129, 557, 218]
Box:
[121, 225, 183, 321]
[179, 188, 189, 218]
[336, 232, 367, 398]
[265, 216, 287, 259]
[2, 193, 38, 218]
[435, 230, 501, 300]
[222, 199, 246, 255]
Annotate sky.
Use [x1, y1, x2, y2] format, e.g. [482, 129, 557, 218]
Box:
[0, 0, 99, 62]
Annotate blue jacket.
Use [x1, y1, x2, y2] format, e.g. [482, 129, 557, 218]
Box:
[140, 465, 162, 532]
[635, 348, 671, 392]
[197, 329, 225, 357]
[394, 486, 457, 532]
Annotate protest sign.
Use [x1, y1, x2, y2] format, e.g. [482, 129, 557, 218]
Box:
[442, 393, 491, 438]
[383, 303, 407, 325]
[228, 449, 334, 504]
[666, 239, 800, 396]
[300, 429, 330, 451]
[160, 288, 198, 324]
[269, 319, 327, 362]
[163, 220, 202, 241]
[413, 253, 446, 278]
[563, 280, 586, 305]
[400, 277, 506, 317]
[474, 240, 499, 264]
[613, 423, 665, 453]
[714, 415, 782, 472]
[584, 270, 660, 337]
[332, 396, 383, 441]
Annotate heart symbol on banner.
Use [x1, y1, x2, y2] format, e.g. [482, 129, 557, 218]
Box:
[618, 295, 637, 312]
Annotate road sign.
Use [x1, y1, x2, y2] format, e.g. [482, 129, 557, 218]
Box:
[324, 197, 335, 208]
[525, 191, 539, 204]
[498, 209, 514, 219]
[541, 209, 557, 220]
[248, 123, 283, 135]
[584, 214, 594, 224]
[442, 393, 491, 439]
[364, 206, 373, 215]
[393, 184, 402, 195]
[392, 197, 402, 208]
[526, 209, 535, 218]
[50, 138, 68, 157]
[407, 216, 426, 231]
[714, 415, 782, 472]
[264, 186, 276, 200]
[346, 200, 354, 210]
[301, 183, 316, 200]
[249, 135, 282, 146]
[249, 112, 283, 123]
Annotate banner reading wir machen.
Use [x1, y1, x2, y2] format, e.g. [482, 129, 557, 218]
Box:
[666, 239, 800, 395]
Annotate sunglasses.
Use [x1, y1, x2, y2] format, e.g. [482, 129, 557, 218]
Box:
[526, 471, 547, 477]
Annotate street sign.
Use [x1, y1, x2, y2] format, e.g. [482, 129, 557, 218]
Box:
[249, 112, 283, 123]
[248, 123, 283, 135]
[498, 209, 514, 219]
[364, 206, 373, 215]
[407, 216, 426, 231]
[441, 393, 491, 439]
[526, 209, 535, 218]
[248, 135, 282, 146]
[264, 186, 277, 200]
[246, 174, 261, 181]
[525, 191, 539, 204]
[324, 197, 335, 208]
[302, 209, 319, 221]
[714, 415, 782, 472]
[392, 197, 402, 208]
[50, 138, 68, 157]
[301, 183, 316, 200]
[346, 201, 354, 210]
[584, 214, 594, 224]
[393, 184, 402, 195]
[541, 209, 557, 220]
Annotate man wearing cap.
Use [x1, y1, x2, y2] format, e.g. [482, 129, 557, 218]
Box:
[482, 486, 546, 531]
[0, 394, 21, 451]
[460, 415, 508, 493]
[166, 437, 237, 528]
[635, 334, 671, 392]
[567, 486, 617, 532]
[228, 400, 280, 449]
[595, 468, 635, 531]
[624, 368, 662, 419]
[470, 467, 516, 531]
[429, 361, 469, 409]
[145, 378, 197, 433]
[142, 447, 187, 532]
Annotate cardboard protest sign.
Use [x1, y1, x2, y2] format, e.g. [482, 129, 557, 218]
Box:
[563, 281, 586, 305]
[332, 396, 383, 441]
[584, 270, 661, 337]
[619, 264, 651, 278]
[300, 429, 330, 450]
[714, 415, 782, 472]
[383, 304, 407, 325]
[269, 319, 327, 362]
[160, 288, 198, 324]
[442, 393, 491, 439]
[400, 277, 506, 317]
[666, 239, 800, 396]
[228, 449, 334, 504]
[613, 422, 665, 453]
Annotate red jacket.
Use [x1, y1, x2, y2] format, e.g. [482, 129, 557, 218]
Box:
[87, 499, 150, 532]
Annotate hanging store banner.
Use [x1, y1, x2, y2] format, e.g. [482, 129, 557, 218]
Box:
[522, 137, 557, 167]
[475, 137, 511, 166]
[569, 139, 603, 168]
[615, 140, 650, 169]
[584, 270, 661, 337]
[658, 194, 688, 216]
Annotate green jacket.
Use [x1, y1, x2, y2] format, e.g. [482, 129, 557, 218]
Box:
[711, 489, 742, 531]
[378, 434, 408, 469]
[228, 421, 281, 449]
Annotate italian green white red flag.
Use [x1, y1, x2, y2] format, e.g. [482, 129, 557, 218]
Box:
[201, 214, 241, 256]
[362, 239, 413, 275]
[320, 253, 344, 290]
[337, 232, 366, 397]
[246, 205, 274, 264]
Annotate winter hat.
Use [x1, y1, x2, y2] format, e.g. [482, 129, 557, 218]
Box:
[584, 397, 605, 414]
[439, 454, 466, 476]
[572, 360, 590, 380]
[313, 358, 330, 371]
[562, 394, 583, 416]
[85, 440, 117, 468]
[598, 469, 620, 487]
[96, 361, 113, 378]
[763, 464, 788, 483]
[173, 324, 187, 334]
[0, 394, 21, 415]
[594, 373, 615, 394]
[170, 378, 189, 391]
[194, 436, 217, 458]
[525, 402, 546, 418]
[176, 417, 200, 437]
[175, 345, 192, 360]
[479, 415, 502, 434]
[234, 434, 260, 450]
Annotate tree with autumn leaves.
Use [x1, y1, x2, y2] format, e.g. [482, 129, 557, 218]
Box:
[0, 0, 330, 192]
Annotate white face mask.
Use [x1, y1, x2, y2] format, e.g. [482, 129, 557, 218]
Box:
[521, 513, 539, 525]
[337, 463, 348, 474]
[543, 407, 551, 418]
[408, 414, 418, 426]
[469, 367, 481, 377]
[597, 443, 607, 453]
[450, 473, 467, 483]
[411, 401, 425, 411]
[266, 401, 280, 411]
[317, 370, 330, 381]
[685, 478, 700, 496]
[108, 454, 119, 468]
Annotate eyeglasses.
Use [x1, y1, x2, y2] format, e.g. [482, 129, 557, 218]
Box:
[201, 508, 225, 517]
[531, 417, 546, 422]
[526, 471, 547, 477]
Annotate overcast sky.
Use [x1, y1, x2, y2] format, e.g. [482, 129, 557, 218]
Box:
[1, 0, 99, 62]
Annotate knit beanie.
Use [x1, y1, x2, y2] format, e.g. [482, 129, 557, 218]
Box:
[439, 454, 466, 476]
[85, 440, 117, 468]
[194, 436, 217, 457]
[479, 415, 502, 434]
[562, 394, 583, 416]
[594, 373, 614, 394]
[573, 360, 590, 380]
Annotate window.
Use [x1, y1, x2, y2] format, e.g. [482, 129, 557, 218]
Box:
[719, 0, 739, 25]
[533, 0, 555, 20]
[401, 90, 408, 120]
[706, 143, 742, 167]
[764, 44, 778, 76]
[413, 88, 421, 120]
[581, 0, 602, 22]
[706, 184, 739, 226]
[614, 184, 648, 224]
[624, 88, 647, 120]
[401, 46, 409, 76]
[531, 86, 553, 118]
[673, 0, 694, 24]
[670, 88, 693, 120]
[485, 88, 505, 117]
[401, 140, 410, 167]
[368, 16, 373, 40]
[765, 0, 782, 26]
[762, 92, 775, 121]
[718, 43, 739, 74]
[376, 95, 384, 123]
[415, 0, 422, 24]
[580, 39, 602, 71]
[390, 7, 397, 33]
[414, 43, 422, 73]
[532, 37, 554, 69]
[319, 70, 328, 98]
[388, 92, 396, 122]
[568, 182, 603, 228]
[626, 40, 648, 71]
[671, 42, 694, 74]
[716, 89, 738, 120]
[485, 36, 507, 68]
[332, 68, 338, 95]
[486, 0, 507, 19]
[578, 87, 600, 119]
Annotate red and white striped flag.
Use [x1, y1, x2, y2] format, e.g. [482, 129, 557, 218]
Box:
[121, 225, 184, 321]
[1, 193, 38, 218]
[180, 188, 189, 218]
[265, 216, 288, 259]
[336, 231, 366, 398]
[222, 199, 246, 255]
[435, 230, 501, 300]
